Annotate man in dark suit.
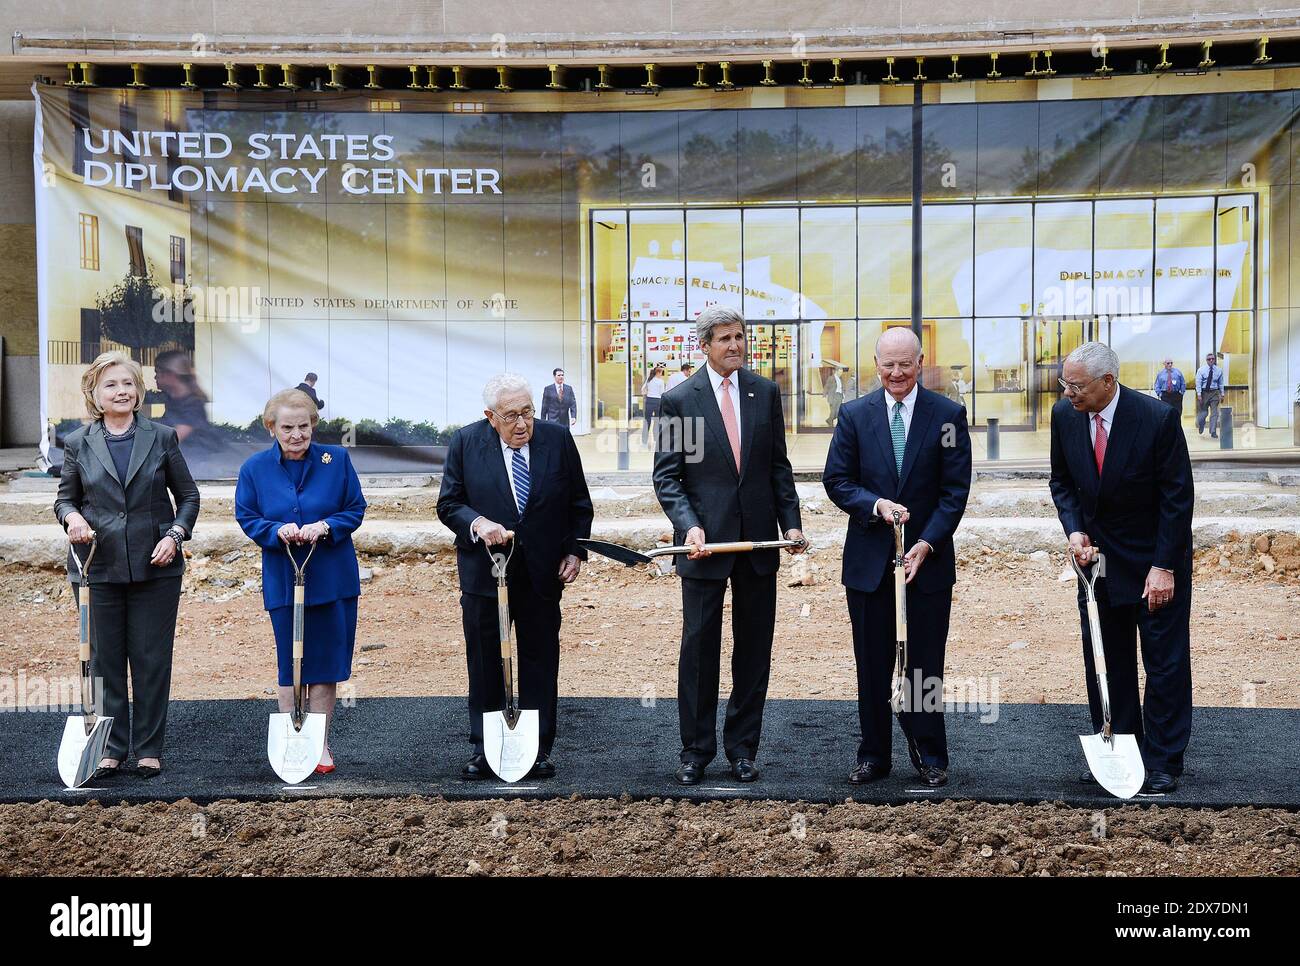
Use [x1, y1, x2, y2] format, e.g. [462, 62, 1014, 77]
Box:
[652, 306, 804, 786]
[823, 327, 972, 788]
[538, 368, 578, 428]
[437, 373, 593, 779]
[1049, 342, 1194, 794]
[295, 373, 325, 411]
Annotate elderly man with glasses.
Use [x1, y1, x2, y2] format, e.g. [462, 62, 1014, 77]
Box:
[1049, 342, 1195, 795]
[437, 373, 593, 780]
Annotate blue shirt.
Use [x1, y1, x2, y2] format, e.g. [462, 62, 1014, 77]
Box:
[235, 441, 367, 610]
[1154, 368, 1186, 394]
[1196, 363, 1225, 393]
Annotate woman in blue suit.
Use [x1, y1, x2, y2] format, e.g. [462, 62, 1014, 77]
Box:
[235, 388, 366, 774]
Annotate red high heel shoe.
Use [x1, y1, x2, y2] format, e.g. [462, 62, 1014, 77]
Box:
[314, 758, 335, 775]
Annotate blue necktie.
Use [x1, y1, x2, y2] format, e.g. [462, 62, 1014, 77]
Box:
[510, 447, 529, 517]
[890, 401, 906, 477]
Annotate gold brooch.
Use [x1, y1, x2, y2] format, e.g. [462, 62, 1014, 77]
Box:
[321, 452, 332, 464]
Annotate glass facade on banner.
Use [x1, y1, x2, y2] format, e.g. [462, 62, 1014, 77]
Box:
[591, 194, 1256, 435]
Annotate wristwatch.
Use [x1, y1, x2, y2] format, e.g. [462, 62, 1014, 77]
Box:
[319, 520, 331, 537]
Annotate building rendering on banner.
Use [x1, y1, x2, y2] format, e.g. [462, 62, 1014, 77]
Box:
[3, 5, 1300, 471]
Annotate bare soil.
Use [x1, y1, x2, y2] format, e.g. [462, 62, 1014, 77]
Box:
[3, 796, 1299, 876]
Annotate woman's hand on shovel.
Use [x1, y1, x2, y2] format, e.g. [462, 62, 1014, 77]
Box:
[65, 512, 95, 544]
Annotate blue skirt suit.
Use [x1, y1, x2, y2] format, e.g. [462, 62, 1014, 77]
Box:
[235, 441, 367, 686]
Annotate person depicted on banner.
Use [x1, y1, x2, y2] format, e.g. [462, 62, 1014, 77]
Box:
[147, 350, 221, 459]
[641, 364, 667, 446]
[538, 367, 578, 428]
[652, 306, 805, 786]
[822, 328, 972, 789]
[235, 389, 367, 775]
[1153, 358, 1186, 411]
[1049, 342, 1194, 794]
[666, 361, 694, 392]
[54, 352, 201, 780]
[824, 364, 844, 426]
[1194, 352, 1224, 438]
[437, 373, 593, 780]
[295, 373, 325, 411]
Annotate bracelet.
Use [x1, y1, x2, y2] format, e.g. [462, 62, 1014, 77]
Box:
[166, 527, 185, 551]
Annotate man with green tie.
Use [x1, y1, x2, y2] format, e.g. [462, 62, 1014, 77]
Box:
[822, 327, 973, 788]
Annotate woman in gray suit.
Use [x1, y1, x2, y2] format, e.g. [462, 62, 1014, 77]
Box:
[54, 351, 200, 779]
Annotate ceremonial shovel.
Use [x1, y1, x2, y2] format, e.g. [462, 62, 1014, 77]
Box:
[1068, 547, 1145, 800]
[578, 537, 805, 567]
[889, 512, 908, 714]
[267, 539, 327, 784]
[57, 538, 114, 789]
[482, 534, 539, 783]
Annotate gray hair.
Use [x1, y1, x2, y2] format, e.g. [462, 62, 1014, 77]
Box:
[482, 372, 533, 410]
[1065, 341, 1119, 379]
[695, 305, 745, 345]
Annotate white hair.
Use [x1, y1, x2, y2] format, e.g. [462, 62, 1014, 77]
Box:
[1065, 341, 1119, 379]
[696, 305, 745, 345]
[874, 326, 922, 361]
[482, 372, 533, 410]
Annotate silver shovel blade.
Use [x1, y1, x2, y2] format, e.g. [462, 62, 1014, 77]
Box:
[1079, 732, 1146, 800]
[57, 715, 114, 789]
[267, 711, 327, 785]
[482, 709, 540, 783]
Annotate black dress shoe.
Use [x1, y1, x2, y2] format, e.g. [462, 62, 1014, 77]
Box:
[848, 762, 890, 785]
[1080, 770, 1097, 784]
[136, 764, 162, 779]
[731, 759, 760, 783]
[92, 765, 122, 781]
[675, 762, 704, 785]
[1142, 771, 1178, 794]
[527, 755, 556, 780]
[918, 766, 948, 788]
[462, 754, 491, 779]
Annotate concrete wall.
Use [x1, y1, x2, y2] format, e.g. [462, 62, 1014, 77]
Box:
[3, 2, 1300, 61]
[0, 100, 36, 446]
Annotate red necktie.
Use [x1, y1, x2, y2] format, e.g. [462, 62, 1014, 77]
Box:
[1093, 413, 1108, 475]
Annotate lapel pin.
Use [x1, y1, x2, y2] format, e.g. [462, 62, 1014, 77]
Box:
[321, 452, 332, 464]
[747, 392, 754, 397]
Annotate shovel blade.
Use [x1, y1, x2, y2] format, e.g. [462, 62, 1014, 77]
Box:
[482, 709, 540, 783]
[267, 711, 327, 785]
[57, 715, 114, 789]
[1079, 732, 1146, 800]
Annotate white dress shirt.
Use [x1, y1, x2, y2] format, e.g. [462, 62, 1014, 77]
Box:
[1088, 385, 1121, 446]
[470, 437, 530, 541]
[705, 363, 742, 441]
[666, 371, 688, 391]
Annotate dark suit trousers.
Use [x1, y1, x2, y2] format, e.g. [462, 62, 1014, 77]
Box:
[461, 566, 561, 757]
[846, 581, 951, 770]
[678, 554, 776, 765]
[1077, 576, 1192, 775]
[77, 576, 183, 761]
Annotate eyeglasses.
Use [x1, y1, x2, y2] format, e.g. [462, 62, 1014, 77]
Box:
[492, 408, 534, 424]
[1058, 375, 1104, 395]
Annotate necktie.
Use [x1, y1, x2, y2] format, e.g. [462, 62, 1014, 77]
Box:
[890, 400, 906, 476]
[718, 377, 742, 473]
[1093, 413, 1107, 476]
[510, 447, 529, 516]
[1207, 365, 1214, 391]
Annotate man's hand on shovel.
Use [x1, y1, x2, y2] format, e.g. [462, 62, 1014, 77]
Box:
[1068, 531, 1097, 567]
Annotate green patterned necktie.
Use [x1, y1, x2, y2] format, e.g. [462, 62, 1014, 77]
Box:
[890, 400, 906, 476]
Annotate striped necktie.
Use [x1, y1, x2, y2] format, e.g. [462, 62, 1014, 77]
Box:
[890, 400, 906, 476]
[510, 447, 529, 517]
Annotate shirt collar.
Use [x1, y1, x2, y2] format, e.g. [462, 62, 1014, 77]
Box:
[707, 363, 741, 392]
[1096, 385, 1121, 426]
[499, 436, 529, 456]
[884, 382, 919, 414]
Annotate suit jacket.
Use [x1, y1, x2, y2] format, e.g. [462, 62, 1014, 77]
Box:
[54, 416, 201, 585]
[437, 418, 594, 600]
[296, 383, 325, 410]
[1049, 385, 1194, 606]
[539, 382, 577, 424]
[234, 441, 367, 610]
[823, 386, 972, 595]
[652, 366, 801, 580]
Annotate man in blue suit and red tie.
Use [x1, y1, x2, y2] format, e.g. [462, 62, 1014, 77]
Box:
[437, 373, 593, 780]
[823, 327, 972, 788]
